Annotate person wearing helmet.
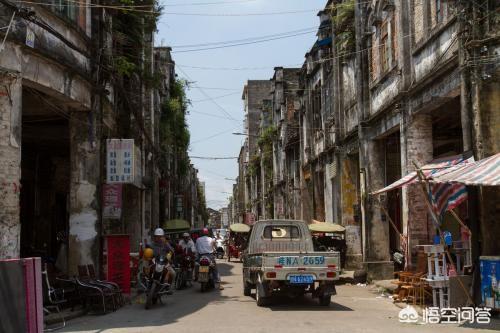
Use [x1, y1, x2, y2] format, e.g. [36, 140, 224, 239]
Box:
[195, 228, 224, 290]
[146, 227, 176, 290]
[179, 232, 196, 255]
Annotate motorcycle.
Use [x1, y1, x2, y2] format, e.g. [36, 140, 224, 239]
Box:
[175, 251, 194, 290]
[215, 239, 225, 259]
[141, 255, 172, 309]
[197, 254, 216, 292]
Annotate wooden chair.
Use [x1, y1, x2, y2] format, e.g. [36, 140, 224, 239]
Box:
[392, 252, 428, 302]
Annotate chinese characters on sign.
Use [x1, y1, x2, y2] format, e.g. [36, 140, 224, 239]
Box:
[107, 139, 134, 183]
[102, 184, 122, 219]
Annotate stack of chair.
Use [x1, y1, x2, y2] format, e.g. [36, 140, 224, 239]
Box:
[392, 252, 431, 305]
[75, 265, 122, 314]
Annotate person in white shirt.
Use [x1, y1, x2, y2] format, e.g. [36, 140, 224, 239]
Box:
[195, 228, 223, 290]
[179, 232, 196, 254]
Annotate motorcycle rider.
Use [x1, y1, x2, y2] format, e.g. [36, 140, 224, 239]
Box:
[147, 228, 176, 293]
[179, 232, 197, 255]
[195, 228, 224, 290]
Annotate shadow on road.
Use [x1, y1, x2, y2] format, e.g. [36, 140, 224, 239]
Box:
[264, 296, 353, 312]
[61, 261, 238, 332]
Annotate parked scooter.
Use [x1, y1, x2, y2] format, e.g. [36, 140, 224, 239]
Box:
[197, 254, 216, 292]
[141, 251, 172, 309]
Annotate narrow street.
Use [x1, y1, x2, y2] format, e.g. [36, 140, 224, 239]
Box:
[61, 261, 498, 333]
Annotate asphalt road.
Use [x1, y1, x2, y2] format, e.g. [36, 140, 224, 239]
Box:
[60, 261, 499, 333]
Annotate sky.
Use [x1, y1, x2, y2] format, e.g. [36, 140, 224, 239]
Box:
[156, 0, 327, 209]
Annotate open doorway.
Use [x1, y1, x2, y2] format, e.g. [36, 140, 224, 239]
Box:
[385, 131, 402, 252]
[20, 87, 70, 273]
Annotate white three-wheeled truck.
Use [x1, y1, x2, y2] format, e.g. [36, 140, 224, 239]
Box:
[242, 220, 341, 306]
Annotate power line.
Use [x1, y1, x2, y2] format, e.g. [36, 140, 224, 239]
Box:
[191, 156, 238, 160]
[164, 0, 258, 6]
[172, 30, 316, 53]
[163, 9, 321, 17]
[191, 92, 241, 103]
[177, 65, 241, 123]
[190, 126, 242, 144]
[191, 86, 240, 91]
[189, 110, 243, 121]
[168, 27, 317, 48]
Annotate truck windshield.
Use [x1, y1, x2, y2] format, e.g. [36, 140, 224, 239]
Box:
[263, 225, 300, 240]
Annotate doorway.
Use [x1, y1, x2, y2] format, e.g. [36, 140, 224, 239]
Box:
[20, 87, 70, 273]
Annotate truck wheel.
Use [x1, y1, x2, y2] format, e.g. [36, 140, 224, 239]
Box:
[319, 294, 331, 306]
[243, 278, 251, 296]
[256, 282, 268, 307]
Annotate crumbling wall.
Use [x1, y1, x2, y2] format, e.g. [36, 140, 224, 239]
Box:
[68, 112, 100, 275]
[0, 73, 22, 259]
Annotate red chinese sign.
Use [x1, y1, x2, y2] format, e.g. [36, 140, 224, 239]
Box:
[103, 184, 122, 219]
[106, 235, 130, 294]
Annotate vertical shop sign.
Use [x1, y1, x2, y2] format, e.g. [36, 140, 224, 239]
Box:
[102, 184, 122, 219]
[107, 139, 134, 183]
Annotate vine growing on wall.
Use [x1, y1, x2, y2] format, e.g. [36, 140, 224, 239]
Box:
[258, 125, 278, 216]
[331, 0, 355, 58]
[159, 79, 191, 178]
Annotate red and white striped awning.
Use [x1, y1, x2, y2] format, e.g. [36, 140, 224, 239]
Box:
[431, 153, 500, 186]
[371, 154, 472, 195]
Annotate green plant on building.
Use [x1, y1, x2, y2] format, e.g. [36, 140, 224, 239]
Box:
[258, 125, 278, 217]
[331, 0, 355, 58]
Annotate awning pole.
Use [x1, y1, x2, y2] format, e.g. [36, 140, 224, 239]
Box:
[375, 199, 409, 270]
[413, 162, 474, 306]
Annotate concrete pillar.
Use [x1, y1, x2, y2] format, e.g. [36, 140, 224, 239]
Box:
[360, 137, 393, 279]
[0, 73, 22, 259]
[68, 111, 100, 275]
[400, 112, 433, 262]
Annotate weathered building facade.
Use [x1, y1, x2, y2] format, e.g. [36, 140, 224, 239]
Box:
[234, 0, 499, 280]
[0, 0, 205, 275]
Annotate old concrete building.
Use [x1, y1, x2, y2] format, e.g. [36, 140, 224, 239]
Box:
[0, 1, 205, 276]
[298, 4, 334, 226]
[0, 0, 99, 273]
[241, 80, 272, 224]
[270, 67, 301, 220]
[232, 0, 499, 280]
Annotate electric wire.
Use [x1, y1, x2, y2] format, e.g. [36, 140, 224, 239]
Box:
[169, 27, 318, 49]
[171, 30, 317, 53]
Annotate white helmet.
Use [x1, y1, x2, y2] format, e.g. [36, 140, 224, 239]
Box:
[182, 232, 190, 237]
[154, 228, 165, 236]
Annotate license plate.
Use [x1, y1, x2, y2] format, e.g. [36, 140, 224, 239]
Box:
[289, 275, 314, 284]
[199, 266, 209, 273]
[277, 256, 325, 266]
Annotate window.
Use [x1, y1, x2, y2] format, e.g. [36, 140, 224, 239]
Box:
[263, 225, 300, 240]
[436, 0, 443, 23]
[312, 86, 322, 132]
[43, 0, 87, 31]
[380, 20, 390, 73]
